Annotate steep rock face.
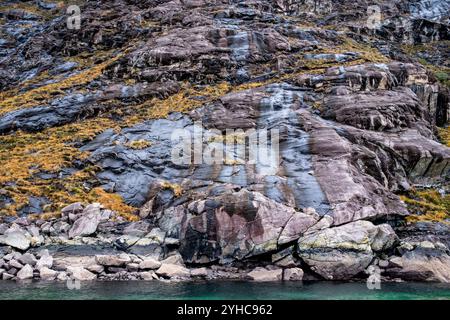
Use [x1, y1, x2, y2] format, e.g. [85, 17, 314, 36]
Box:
[0, 0, 449, 282]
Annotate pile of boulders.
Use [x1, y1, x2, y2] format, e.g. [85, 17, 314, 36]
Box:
[0, 245, 306, 282]
[0, 201, 307, 282]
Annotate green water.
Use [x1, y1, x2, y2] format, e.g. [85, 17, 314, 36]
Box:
[0, 281, 449, 300]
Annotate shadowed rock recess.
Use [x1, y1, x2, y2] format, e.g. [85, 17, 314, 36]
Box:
[0, 0, 449, 282]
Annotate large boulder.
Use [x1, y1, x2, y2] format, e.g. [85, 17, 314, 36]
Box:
[16, 264, 33, 280]
[139, 258, 161, 270]
[283, 268, 304, 281]
[18, 253, 37, 266]
[95, 253, 131, 267]
[36, 251, 53, 270]
[66, 266, 97, 281]
[384, 223, 450, 283]
[297, 220, 397, 280]
[386, 248, 450, 283]
[247, 267, 283, 281]
[68, 204, 103, 238]
[0, 229, 30, 251]
[158, 189, 320, 264]
[53, 255, 97, 271]
[155, 264, 190, 279]
[39, 267, 58, 281]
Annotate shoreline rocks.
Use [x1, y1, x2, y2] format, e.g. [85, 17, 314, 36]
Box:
[0, 202, 449, 283]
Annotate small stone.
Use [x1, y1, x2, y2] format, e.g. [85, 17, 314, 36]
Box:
[304, 207, 318, 216]
[371, 224, 398, 251]
[161, 253, 184, 266]
[146, 228, 166, 244]
[51, 221, 71, 235]
[8, 259, 24, 269]
[68, 203, 102, 238]
[398, 241, 414, 254]
[191, 267, 208, 277]
[36, 254, 53, 270]
[61, 202, 84, 216]
[126, 263, 140, 272]
[100, 210, 113, 222]
[39, 267, 58, 280]
[19, 253, 37, 266]
[96, 253, 131, 267]
[8, 268, 19, 275]
[2, 273, 14, 280]
[57, 272, 68, 281]
[37, 249, 50, 258]
[66, 266, 97, 281]
[3, 253, 14, 261]
[68, 213, 80, 223]
[274, 255, 297, 268]
[164, 237, 180, 246]
[8, 267, 18, 275]
[0, 224, 8, 235]
[107, 267, 127, 273]
[123, 221, 150, 237]
[2, 230, 30, 250]
[156, 264, 190, 279]
[138, 258, 161, 270]
[26, 226, 40, 237]
[16, 264, 33, 280]
[12, 251, 22, 260]
[40, 222, 53, 234]
[247, 267, 283, 281]
[140, 271, 156, 280]
[419, 241, 435, 249]
[284, 268, 304, 281]
[86, 264, 104, 274]
[389, 257, 404, 268]
[13, 217, 30, 227]
[379, 260, 389, 268]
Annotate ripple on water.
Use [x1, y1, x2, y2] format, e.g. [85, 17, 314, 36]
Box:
[1, 281, 449, 300]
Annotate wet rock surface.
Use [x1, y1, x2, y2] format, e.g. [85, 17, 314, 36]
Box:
[0, 0, 449, 283]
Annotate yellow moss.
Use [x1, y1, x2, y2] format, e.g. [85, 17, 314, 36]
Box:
[438, 127, 450, 147]
[402, 42, 450, 87]
[0, 56, 121, 116]
[87, 188, 138, 221]
[401, 189, 450, 224]
[126, 139, 152, 150]
[406, 211, 448, 224]
[208, 132, 247, 145]
[0, 63, 353, 218]
[140, 20, 160, 29]
[298, 35, 389, 66]
[160, 182, 183, 197]
[124, 82, 232, 124]
[28, 212, 62, 221]
[224, 157, 244, 165]
[0, 116, 117, 216]
[0, 80, 233, 217]
[338, 37, 389, 63]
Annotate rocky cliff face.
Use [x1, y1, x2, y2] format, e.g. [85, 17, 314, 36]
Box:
[0, 0, 449, 283]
